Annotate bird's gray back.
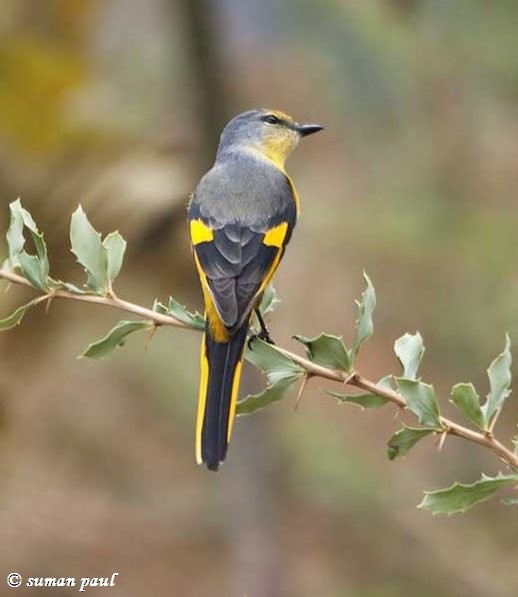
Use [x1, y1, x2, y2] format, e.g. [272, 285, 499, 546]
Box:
[191, 150, 293, 230]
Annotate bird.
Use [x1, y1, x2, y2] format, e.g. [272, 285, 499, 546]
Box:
[188, 108, 323, 471]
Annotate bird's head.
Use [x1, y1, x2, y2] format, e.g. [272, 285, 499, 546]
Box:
[217, 108, 323, 169]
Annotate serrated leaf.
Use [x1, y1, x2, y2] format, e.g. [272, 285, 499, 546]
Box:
[327, 390, 388, 408]
[70, 205, 108, 293]
[6, 199, 25, 265]
[376, 374, 394, 390]
[49, 280, 88, 294]
[327, 375, 392, 409]
[152, 299, 168, 315]
[0, 296, 44, 331]
[18, 206, 49, 278]
[103, 231, 126, 285]
[387, 426, 435, 460]
[6, 200, 49, 290]
[245, 338, 304, 385]
[396, 378, 442, 429]
[259, 284, 280, 317]
[81, 320, 152, 358]
[293, 333, 350, 371]
[418, 473, 518, 515]
[165, 297, 205, 329]
[394, 332, 424, 380]
[237, 376, 299, 415]
[18, 252, 47, 291]
[239, 340, 304, 415]
[481, 334, 512, 428]
[450, 383, 484, 429]
[152, 298, 204, 329]
[351, 272, 376, 359]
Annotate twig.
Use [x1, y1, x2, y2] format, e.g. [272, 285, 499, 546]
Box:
[294, 374, 311, 411]
[488, 407, 502, 435]
[437, 430, 448, 451]
[0, 269, 189, 329]
[2, 267, 518, 470]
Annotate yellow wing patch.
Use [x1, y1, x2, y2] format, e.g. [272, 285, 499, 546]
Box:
[190, 219, 214, 245]
[193, 252, 229, 342]
[257, 222, 289, 297]
[263, 222, 288, 248]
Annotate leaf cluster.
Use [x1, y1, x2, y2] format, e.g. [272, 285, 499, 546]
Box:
[1, 202, 517, 514]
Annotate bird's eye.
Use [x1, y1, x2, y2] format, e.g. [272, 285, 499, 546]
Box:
[264, 114, 280, 125]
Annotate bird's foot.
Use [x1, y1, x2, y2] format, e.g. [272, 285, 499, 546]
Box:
[248, 330, 275, 350]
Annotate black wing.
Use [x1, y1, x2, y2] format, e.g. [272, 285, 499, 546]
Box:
[190, 198, 296, 332]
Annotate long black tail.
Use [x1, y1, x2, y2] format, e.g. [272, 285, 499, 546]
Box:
[195, 320, 249, 471]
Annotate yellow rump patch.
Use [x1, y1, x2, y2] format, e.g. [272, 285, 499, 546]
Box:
[206, 306, 230, 342]
[263, 222, 288, 248]
[190, 219, 214, 245]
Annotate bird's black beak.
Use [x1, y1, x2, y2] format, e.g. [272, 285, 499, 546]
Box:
[296, 123, 324, 137]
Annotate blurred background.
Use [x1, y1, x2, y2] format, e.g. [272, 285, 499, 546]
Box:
[0, 1, 517, 595]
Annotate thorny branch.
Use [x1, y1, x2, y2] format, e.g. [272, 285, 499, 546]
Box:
[1, 267, 517, 470]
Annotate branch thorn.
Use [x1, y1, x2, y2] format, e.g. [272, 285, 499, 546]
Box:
[294, 374, 311, 411]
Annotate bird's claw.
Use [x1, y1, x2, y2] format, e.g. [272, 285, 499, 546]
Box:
[248, 330, 275, 350]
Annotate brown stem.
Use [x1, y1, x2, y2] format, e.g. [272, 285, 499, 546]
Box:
[275, 347, 518, 469]
[2, 267, 517, 470]
[0, 269, 189, 329]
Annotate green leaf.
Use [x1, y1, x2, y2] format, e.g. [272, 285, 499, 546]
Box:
[351, 272, 376, 360]
[69, 206, 128, 294]
[259, 284, 280, 317]
[152, 299, 168, 315]
[153, 297, 205, 330]
[245, 338, 304, 385]
[249, 285, 280, 334]
[167, 297, 204, 329]
[0, 296, 44, 331]
[17, 205, 49, 278]
[6, 200, 50, 290]
[18, 252, 46, 291]
[450, 383, 484, 429]
[396, 378, 442, 429]
[70, 205, 108, 293]
[239, 339, 303, 415]
[49, 280, 88, 294]
[481, 334, 512, 428]
[327, 374, 392, 409]
[6, 199, 25, 265]
[81, 320, 152, 358]
[418, 473, 518, 515]
[237, 377, 299, 415]
[293, 333, 350, 371]
[387, 426, 435, 460]
[327, 390, 388, 408]
[394, 332, 424, 380]
[103, 231, 126, 286]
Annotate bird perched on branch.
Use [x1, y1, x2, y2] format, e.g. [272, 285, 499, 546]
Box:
[188, 108, 323, 470]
